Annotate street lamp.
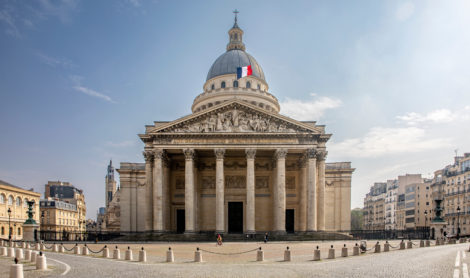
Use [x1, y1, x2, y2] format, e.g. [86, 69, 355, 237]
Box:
[457, 206, 461, 240]
[424, 210, 428, 239]
[7, 208, 12, 241]
[41, 211, 45, 240]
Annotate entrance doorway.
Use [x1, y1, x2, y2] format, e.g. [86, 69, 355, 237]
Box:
[176, 209, 185, 233]
[228, 202, 243, 233]
[286, 209, 295, 233]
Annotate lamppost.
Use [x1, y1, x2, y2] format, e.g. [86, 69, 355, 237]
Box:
[7, 208, 12, 242]
[457, 206, 461, 240]
[41, 211, 44, 241]
[424, 210, 428, 239]
[13, 224, 16, 240]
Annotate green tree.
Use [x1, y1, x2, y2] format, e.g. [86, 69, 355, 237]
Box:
[351, 208, 364, 230]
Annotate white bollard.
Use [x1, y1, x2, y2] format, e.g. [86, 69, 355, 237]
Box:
[139, 248, 146, 262]
[10, 263, 24, 278]
[82, 245, 89, 255]
[40, 243, 45, 251]
[375, 242, 381, 253]
[74, 245, 81, 255]
[30, 251, 37, 263]
[24, 250, 31, 261]
[166, 248, 174, 263]
[407, 241, 412, 249]
[420, 240, 424, 247]
[36, 253, 47, 270]
[8, 247, 15, 257]
[284, 247, 291, 261]
[328, 246, 335, 259]
[256, 247, 264, 262]
[21, 242, 26, 248]
[102, 247, 110, 258]
[426, 240, 430, 247]
[15, 248, 24, 260]
[313, 246, 321, 261]
[399, 241, 406, 250]
[341, 244, 348, 257]
[0, 246, 6, 256]
[59, 245, 65, 253]
[53, 244, 58, 252]
[384, 242, 390, 252]
[113, 248, 120, 260]
[125, 247, 133, 261]
[35, 244, 40, 251]
[353, 244, 360, 256]
[194, 248, 203, 262]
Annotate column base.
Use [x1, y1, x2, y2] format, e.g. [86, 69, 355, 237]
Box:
[245, 230, 256, 234]
[215, 230, 226, 235]
[184, 230, 196, 234]
[271, 230, 287, 236]
[306, 230, 317, 234]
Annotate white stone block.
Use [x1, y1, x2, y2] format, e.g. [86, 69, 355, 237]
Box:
[353, 246, 360, 256]
[15, 248, 24, 260]
[195, 250, 203, 262]
[113, 248, 120, 260]
[82, 246, 89, 255]
[374, 243, 381, 253]
[59, 245, 65, 253]
[139, 250, 146, 262]
[74, 246, 81, 255]
[407, 241, 412, 249]
[328, 248, 335, 259]
[53, 244, 58, 252]
[284, 248, 291, 261]
[36, 254, 47, 270]
[125, 249, 133, 261]
[30, 251, 37, 263]
[313, 249, 321, 261]
[0, 246, 6, 256]
[8, 248, 15, 257]
[102, 248, 110, 258]
[24, 250, 31, 261]
[10, 263, 24, 278]
[166, 249, 174, 263]
[341, 247, 348, 257]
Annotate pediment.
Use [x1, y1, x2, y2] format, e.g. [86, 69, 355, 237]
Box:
[148, 100, 323, 134]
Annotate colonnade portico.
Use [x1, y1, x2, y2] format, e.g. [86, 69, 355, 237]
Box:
[141, 147, 327, 235]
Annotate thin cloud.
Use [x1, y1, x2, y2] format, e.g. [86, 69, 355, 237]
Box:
[73, 86, 115, 103]
[397, 107, 470, 125]
[329, 126, 451, 158]
[0, 9, 21, 37]
[280, 94, 342, 121]
[127, 0, 141, 7]
[37, 52, 75, 69]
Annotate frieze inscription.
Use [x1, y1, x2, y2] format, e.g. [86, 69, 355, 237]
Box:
[225, 175, 246, 189]
[202, 176, 215, 189]
[256, 176, 269, 189]
[286, 176, 296, 189]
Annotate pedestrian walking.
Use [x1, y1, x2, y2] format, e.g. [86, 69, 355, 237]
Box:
[264, 232, 269, 243]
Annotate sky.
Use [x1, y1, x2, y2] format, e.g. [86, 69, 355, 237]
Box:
[1, 0, 469, 219]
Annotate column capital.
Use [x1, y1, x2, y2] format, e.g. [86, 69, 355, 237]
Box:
[183, 148, 195, 160]
[274, 148, 288, 160]
[316, 150, 328, 161]
[143, 150, 154, 162]
[306, 148, 317, 159]
[153, 149, 165, 159]
[214, 148, 226, 160]
[245, 148, 256, 159]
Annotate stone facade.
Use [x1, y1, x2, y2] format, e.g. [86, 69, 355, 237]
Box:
[118, 17, 354, 235]
[0, 180, 41, 240]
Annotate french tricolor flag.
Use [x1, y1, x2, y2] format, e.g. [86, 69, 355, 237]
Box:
[237, 65, 252, 79]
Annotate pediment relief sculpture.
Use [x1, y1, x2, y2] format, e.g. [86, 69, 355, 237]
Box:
[155, 104, 314, 134]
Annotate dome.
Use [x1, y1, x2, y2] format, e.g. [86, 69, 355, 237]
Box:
[206, 50, 265, 82]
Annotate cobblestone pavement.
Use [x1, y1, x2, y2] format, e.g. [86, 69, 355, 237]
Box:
[0, 241, 466, 277]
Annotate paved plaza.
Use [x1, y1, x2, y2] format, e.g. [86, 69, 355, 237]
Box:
[0, 240, 468, 277]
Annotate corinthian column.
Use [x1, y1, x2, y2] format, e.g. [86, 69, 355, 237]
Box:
[316, 150, 327, 231]
[153, 149, 164, 232]
[214, 148, 225, 234]
[143, 150, 154, 232]
[298, 155, 307, 232]
[245, 149, 256, 234]
[306, 148, 317, 232]
[273, 149, 287, 233]
[183, 148, 195, 233]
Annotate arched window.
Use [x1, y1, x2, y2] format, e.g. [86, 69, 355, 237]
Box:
[246, 81, 251, 88]
[211, 84, 215, 90]
[1, 227, 4, 235]
[8, 195, 13, 205]
[233, 80, 238, 88]
[17, 227, 21, 235]
[0, 194, 4, 204]
[16, 197, 21, 206]
[221, 81, 226, 88]
[23, 198, 28, 208]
